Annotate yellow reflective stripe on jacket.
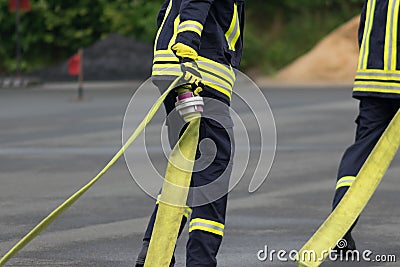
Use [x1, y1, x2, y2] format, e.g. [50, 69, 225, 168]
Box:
[358, 0, 377, 69]
[202, 76, 232, 97]
[356, 69, 400, 80]
[200, 69, 233, 90]
[384, 0, 400, 70]
[355, 88, 400, 94]
[198, 56, 236, 83]
[152, 66, 232, 97]
[354, 70, 400, 95]
[153, 53, 179, 63]
[152, 51, 236, 98]
[152, 63, 182, 77]
[189, 218, 224, 236]
[153, 51, 236, 83]
[336, 176, 356, 190]
[225, 3, 240, 51]
[178, 20, 204, 36]
[356, 81, 400, 87]
[154, 0, 173, 54]
[168, 15, 181, 49]
[354, 0, 400, 96]
[354, 83, 400, 94]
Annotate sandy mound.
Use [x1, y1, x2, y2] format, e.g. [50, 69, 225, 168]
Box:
[274, 16, 360, 83]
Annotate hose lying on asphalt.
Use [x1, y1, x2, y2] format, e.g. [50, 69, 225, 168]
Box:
[297, 109, 400, 267]
[0, 77, 182, 266]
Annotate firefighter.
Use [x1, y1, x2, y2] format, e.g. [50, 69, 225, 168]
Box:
[332, 0, 400, 252]
[135, 0, 245, 266]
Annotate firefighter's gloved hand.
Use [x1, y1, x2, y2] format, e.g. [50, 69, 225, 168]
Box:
[172, 43, 204, 95]
[180, 59, 204, 95]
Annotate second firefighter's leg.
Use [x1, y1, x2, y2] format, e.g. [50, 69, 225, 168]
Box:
[332, 97, 399, 250]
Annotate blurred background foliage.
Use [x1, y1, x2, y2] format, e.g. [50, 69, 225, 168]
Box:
[0, 0, 364, 75]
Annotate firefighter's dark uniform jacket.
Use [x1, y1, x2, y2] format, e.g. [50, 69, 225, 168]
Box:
[354, 0, 400, 99]
[143, 1, 244, 266]
[152, 0, 245, 101]
[333, 0, 400, 244]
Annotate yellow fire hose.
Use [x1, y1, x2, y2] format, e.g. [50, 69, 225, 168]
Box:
[0, 77, 182, 266]
[144, 117, 200, 267]
[297, 109, 400, 267]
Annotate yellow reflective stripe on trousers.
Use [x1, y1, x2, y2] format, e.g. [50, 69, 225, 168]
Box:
[336, 176, 356, 190]
[384, 0, 400, 70]
[358, 0, 377, 69]
[297, 110, 400, 267]
[225, 3, 240, 51]
[177, 20, 204, 36]
[189, 218, 225, 236]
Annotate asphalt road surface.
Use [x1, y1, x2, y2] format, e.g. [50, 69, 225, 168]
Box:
[1, 81, 399, 267]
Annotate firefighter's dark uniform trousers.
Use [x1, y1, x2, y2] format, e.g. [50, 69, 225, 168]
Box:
[333, 0, 400, 231]
[142, 0, 244, 266]
[333, 98, 400, 209]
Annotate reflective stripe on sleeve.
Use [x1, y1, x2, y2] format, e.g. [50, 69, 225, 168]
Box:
[177, 20, 204, 36]
[153, 53, 180, 63]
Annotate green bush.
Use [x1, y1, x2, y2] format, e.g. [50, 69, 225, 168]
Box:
[0, 0, 364, 75]
[0, 0, 162, 73]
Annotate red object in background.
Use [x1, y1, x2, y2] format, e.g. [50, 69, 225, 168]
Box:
[8, 0, 31, 12]
[68, 53, 81, 76]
